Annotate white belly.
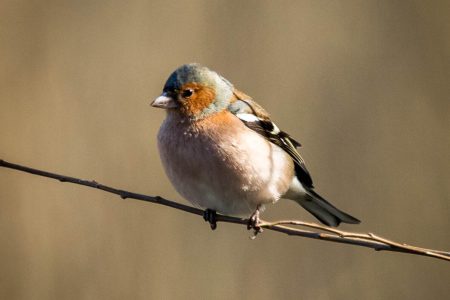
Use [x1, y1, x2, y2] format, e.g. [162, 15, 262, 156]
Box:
[157, 113, 294, 217]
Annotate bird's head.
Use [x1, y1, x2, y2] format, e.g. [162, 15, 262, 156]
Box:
[151, 63, 234, 119]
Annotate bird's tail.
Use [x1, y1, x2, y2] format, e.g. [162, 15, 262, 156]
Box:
[295, 189, 361, 227]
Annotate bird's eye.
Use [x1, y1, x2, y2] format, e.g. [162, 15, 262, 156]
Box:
[181, 88, 194, 98]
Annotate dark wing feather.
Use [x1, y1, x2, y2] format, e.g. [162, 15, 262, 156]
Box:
[227, 95, 314, 188]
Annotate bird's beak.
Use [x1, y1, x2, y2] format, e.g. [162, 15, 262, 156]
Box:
[151, 93, 178, 109]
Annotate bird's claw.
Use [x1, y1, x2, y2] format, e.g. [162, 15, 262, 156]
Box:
[247, 207, 263, 237]
[203, 209, 217, 230]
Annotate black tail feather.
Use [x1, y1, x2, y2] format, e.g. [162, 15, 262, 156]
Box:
[297, 189, 360, 227]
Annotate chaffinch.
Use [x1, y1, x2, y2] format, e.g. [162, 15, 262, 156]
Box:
[151, 63, 360, 229]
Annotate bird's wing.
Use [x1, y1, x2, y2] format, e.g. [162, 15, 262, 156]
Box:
[227, 89, 314, 188]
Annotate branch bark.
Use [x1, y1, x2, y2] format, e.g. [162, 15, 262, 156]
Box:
[1, 159, 449, 262]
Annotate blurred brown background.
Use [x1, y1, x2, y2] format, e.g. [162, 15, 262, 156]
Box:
[1, 1, 449, 299]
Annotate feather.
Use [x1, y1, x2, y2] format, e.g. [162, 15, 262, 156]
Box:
[227, 94, 313, 188]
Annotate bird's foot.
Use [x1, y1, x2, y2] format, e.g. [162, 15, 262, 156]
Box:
[203, 209, 217, 230]
[247, 206, 263, 238]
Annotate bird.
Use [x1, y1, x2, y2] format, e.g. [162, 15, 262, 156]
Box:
[151, 63, 360, 230]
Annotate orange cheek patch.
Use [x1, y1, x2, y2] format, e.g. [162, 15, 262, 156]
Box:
[180, 83, 216, 116]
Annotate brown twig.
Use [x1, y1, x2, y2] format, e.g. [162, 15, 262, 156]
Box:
[1, 159, 449, 262]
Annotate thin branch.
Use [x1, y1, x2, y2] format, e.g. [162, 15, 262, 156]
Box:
[1, 159, 449, 262]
